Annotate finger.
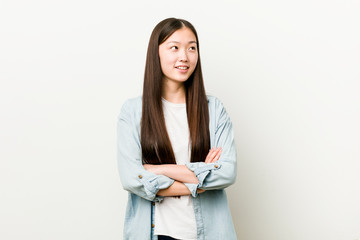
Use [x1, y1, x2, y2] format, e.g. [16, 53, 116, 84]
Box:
[205, 147, 218, 163]
[210, 149, 222, 163]
[205, 147, 215, 163]
[209, 148, 221, 163]
[197, 188, 205, 194]
[208, 147, 221, 162]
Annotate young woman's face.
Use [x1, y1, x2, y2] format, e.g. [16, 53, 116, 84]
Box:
[158, 27, 198, 85]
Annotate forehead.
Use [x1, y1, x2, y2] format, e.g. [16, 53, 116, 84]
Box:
[164, 27, 197, 44]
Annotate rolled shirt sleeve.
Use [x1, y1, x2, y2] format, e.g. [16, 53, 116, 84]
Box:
[117, 100, 175, 202]
[185, 97, 237, 197]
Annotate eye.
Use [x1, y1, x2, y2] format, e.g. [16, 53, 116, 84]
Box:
[189, 46, 196, 51]
[170, 46, 178, 50]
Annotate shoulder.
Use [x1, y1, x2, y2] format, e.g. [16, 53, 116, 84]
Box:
[206, 94, 231, 124]
[122, 95, 142, 109]
[117, 95, 142, 119]
[118, 94, 226, 116]
[206, 94, 226, 111]
[122, 94, 219, 108]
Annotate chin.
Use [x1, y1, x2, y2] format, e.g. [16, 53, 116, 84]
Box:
[179, 78, 190, 82]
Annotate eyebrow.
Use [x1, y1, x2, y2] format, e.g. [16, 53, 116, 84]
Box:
[167, 41, 197, 44]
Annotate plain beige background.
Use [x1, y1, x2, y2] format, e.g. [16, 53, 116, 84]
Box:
[1, 0, 359, 239]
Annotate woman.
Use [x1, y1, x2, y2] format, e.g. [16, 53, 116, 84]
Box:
[117, 18, 237, 240]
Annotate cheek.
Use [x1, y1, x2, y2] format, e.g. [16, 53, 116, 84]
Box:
[160, 54, 175, 68]
[191, 54, 199, 66]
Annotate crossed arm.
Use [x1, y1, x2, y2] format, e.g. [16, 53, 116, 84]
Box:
[118, 97, 237, 201]
[143, 147, 222, 197]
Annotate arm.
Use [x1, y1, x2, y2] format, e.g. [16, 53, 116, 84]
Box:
[157, 181, 191, 196]
[145, 147, 224, 197]
[157, 181, 206, 197]
[144, 164, 199, 184]
[185, 97, 237, 192]
[117, 99, 175, 202]
[143, 147, 222, 183]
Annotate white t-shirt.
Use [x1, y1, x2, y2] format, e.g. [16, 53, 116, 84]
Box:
[154, 97, 197, 240]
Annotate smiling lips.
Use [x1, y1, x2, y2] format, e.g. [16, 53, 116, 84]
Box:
[175, 65, 189, 70]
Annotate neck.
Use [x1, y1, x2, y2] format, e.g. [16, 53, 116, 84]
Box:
[161, 80, 186, 104]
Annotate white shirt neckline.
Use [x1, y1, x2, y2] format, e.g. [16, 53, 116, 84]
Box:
[161, 97, 186, 107]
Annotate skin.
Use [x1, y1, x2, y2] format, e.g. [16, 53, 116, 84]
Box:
[159, 27, 198, 104]
[143, 27, 223, 197]
[144, 147, 222, 196]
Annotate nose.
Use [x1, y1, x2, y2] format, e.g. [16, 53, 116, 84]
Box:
[179, 49, 188, 62]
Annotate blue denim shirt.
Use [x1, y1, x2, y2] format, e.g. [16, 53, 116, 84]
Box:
[117, 94, 237, 240]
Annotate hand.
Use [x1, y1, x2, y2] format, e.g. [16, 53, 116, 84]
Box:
[205, 147, 222, 164]
[197, 188, 206, 194]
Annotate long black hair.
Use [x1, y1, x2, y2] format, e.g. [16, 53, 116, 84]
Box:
[141, 17, 210, 164]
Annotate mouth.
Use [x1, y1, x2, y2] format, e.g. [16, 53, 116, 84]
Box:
[175, 66, 189, 70]
[175, 65, 189, 73]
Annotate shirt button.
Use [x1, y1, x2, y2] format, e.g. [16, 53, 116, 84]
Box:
[152, 202, 155, 206]
[214, 165, 219, 168]
[151, 224, 155, 228]
[138, 175, 143, 179]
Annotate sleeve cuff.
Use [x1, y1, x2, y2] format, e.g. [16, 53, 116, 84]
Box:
[185, 162, 222, 188]
[140, 174, 175, 202]
[184, 183, 199, 198]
